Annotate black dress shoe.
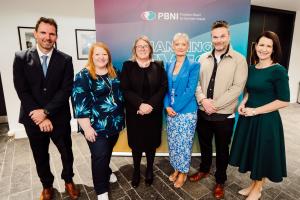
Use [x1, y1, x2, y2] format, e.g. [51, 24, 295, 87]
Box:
[131, 170, 140, 188]
[145, 169, 154, 186]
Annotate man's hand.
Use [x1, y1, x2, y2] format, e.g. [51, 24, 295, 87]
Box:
[166, 107, 176, 117]
[202, 98, 217, 115]
[39, 119, 53, 132]
[29, 109, 47, 125]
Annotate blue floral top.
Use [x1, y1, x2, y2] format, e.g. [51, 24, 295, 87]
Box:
[72, 68, 125, 137]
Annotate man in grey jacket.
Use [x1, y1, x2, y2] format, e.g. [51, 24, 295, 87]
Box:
[189, 20, 248, 199]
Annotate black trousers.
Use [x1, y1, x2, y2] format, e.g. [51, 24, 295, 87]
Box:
[132, 149, 156, 172]
[25, 124, 74, 188]
[197, 111, 235, 184]
[87, 134, 119, 195]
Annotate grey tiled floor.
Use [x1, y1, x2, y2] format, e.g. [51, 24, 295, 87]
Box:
[0, 104, 300, 200]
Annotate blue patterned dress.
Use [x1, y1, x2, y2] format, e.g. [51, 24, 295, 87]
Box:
[72, 68, 125, 137]
[164, 58, 199, 173]
[167, 112, 197, 173]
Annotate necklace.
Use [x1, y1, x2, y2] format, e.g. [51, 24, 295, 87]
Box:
[98, 75, 116, 104]
[136, 59, 151, 68]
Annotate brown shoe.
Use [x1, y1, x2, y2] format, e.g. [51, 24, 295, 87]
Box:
[189, 172, 209, 182]
[214, 184, 225, 199]
[40, 187, 53, 200]
[65, 182, 80, 199]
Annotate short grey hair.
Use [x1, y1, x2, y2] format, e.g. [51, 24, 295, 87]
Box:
[172, 33, 189, 44]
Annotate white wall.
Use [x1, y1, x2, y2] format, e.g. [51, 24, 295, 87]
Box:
[0, 1, 95, 138]
[288, 11, 300, 103]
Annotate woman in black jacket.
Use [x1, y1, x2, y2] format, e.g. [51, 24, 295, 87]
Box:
[120, 36, 167, 188]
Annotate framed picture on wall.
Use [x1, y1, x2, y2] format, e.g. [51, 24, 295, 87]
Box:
[17, 26, 36, 50]
[75, 29, 96, 60]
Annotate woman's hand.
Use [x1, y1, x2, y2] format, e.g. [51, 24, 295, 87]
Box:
[138, 103, 153, 115]
[84, 127, 97, 142]
[242, 107, 256, 117]
[166, 107, 176, 117]
[238, 103, 246, 115]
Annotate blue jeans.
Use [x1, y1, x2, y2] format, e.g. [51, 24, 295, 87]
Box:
[87, 134, 119, 195]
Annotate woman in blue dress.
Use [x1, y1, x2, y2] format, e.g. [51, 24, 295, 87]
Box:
[164, 33, 200, 188]
[72, 42, 124, 200]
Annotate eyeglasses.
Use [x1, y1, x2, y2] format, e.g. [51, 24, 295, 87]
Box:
[136, 45, 149, 49]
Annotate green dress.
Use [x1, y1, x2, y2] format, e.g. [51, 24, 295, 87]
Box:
[229, 64, 290, 182]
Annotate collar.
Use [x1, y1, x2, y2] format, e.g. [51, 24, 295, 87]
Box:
[207, 45, 234, 59]
[36, 44, 54, 59]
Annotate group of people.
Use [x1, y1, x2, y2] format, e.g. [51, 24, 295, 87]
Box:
[13, 16, 290, 200]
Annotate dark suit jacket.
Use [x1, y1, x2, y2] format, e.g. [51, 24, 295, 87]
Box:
[13, 47, 74, 128]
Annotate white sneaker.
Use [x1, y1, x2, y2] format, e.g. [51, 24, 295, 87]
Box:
[98, 192, 109, 200]
[109, 173, 117, 183]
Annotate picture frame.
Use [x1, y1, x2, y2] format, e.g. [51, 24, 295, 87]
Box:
[17, 26, 36, 50]
[75, 29, 96, 60]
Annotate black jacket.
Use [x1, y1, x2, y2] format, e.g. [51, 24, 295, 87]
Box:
[13, 47, 74, 128]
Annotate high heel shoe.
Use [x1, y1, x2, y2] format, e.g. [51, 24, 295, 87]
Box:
[131, 170, 140, 188]
[174, 173, 187, 188]
[169, 170, 179, 182]
[238, 188, 252, 196]
[238, 183, 255, 196]
[246, 192, 261, 200]
[246, 188, 262, 200]
[145, 168, 154, 186]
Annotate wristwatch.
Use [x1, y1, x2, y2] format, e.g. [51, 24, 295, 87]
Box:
[43, 109, 50, 115]
[252, 109, 256, 116]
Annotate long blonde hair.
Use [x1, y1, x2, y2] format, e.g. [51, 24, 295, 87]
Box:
[86, 42, 117, 80]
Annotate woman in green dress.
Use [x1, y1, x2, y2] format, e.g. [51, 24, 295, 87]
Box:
[229, 31, 290, 200]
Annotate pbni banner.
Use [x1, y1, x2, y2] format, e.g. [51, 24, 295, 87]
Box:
[94, 0, 250, 154]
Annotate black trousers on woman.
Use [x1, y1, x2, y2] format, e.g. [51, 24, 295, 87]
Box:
[87, 134, 119, 195]
[132, 149, 156, 175]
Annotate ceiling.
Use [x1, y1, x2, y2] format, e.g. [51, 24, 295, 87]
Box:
[251, 0, 300, 11]
[0, 0, 299, 19]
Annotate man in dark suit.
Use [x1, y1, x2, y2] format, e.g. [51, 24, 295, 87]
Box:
[13, 17, 80, 200]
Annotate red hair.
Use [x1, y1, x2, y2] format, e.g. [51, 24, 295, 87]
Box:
[86, 42, 117, 80]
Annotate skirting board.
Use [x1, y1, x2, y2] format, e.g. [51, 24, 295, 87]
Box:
[0, 116, 7, 123]
[111, 152, 217, 156]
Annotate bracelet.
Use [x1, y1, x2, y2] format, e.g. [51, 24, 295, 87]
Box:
[252, 109, 256, 116]
[43, 109, 50, 115]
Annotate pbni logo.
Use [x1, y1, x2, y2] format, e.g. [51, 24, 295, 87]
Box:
[141, 11, 156, 21]
[141, 11, 179, 21]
